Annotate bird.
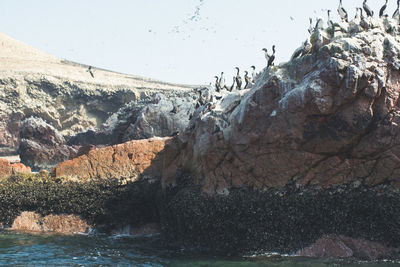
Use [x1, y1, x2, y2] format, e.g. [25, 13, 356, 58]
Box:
[87, 66, 94, 78]
[214, 76, 221, 92]
[219, 72, 226, 90]
[315, 17, 324, 31]
[354, 7, 361, 22]
[308, 18, 314, 34]
[359, 8, 370, 31]
[244, 71, 252, 89]
[291, 40, 308, 60]
[363, 0, 374, 17]
[229, 76, 236, 92]
[393, 0, 400, 20]
[379, 0, 388, 18]
[262, 48, 270, 63]
[251, 66, 257, 83]
[302, 39, 312, 56]
[267, 45, 276, 68]
[337, 0, 348, 22]
[235, 67, 242, 90]
[327, 10, 334, 29]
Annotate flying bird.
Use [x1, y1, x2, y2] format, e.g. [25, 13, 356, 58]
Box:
[87, 66, 94, 78]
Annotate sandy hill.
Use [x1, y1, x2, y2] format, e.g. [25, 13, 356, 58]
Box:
[0, 32, 191, 90]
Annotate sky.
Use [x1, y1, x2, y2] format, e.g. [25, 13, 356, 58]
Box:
[0, 0, 390, 85]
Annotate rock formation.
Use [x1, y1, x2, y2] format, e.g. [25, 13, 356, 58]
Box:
[0, 32, 198, 161]
[18, 117, 74, 171]
[0, 158, 31, 179]
[52, 137, 170, 182]
[11, 211, 89, 233]
[158, 17, 400, 256]
[164, 17, 400, 193]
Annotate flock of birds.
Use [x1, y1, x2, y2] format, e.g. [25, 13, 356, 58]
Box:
[212, 0, 400, 92]
[213, 45, 276, 93]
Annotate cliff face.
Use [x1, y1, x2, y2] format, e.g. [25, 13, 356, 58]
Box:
[164, 18, 400, 193]
[0, 32, 196, 156]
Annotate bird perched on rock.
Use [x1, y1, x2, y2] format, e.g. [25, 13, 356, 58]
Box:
[327, 10, 334, 29]
[235, 67, 242, 90]
[315, 17, 324, 31]
[229, 76, 236, 92]
[87, 66, 94, 78]
[291, 39, 311, 60]
[337, 0, 348, 22]
[262, 48, 270, 63]
[379, 0, 388, 18]
[359, 8, 370, 31]
[267, 45, 276, 68]
[251, 66, 257, 83]
[363, 0, 374, 17]
[244, 71, 252, 89]
[308, 18, 314, 34]
[214, 76, 221, 92]
[219, 72, 226, 90]
[393, 0, 400, 20]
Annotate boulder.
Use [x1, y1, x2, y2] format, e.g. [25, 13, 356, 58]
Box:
[0, 158, 12, 179]
[11, 163, 31, 174]
[298, 235, 399, 260]
[18, 117, 70, 171]
[11, 211, 89, 233]
[52, 137, 171, 182]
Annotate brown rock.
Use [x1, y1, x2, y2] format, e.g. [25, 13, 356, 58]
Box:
[53, 137, 171, 182]
[11, 212, 42, 232]
[11, 163, 31, 174]
[11, 211, 89, 234]
[0, 158, 12, 179]
[297, 235, 398, 260]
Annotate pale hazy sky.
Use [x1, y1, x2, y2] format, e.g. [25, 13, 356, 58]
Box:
[0, 0, 390, 85]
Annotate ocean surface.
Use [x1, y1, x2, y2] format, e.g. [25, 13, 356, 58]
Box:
[0, 230, 398, 266]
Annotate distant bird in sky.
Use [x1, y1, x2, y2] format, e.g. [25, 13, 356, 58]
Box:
[87, 66, 94, 78]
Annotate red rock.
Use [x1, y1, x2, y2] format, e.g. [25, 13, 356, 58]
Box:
[11, 211, 89, 234]
[0, 158, 12, 179]
[52, 137, 171, 182]
[11, 163, 31, 173]
[297, 235, 398, 260]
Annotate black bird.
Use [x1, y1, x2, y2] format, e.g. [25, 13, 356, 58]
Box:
[87, 66, 94, 78]
[214, 76, 221, 92]
[235, 67, 242, 90]
[379, 0, 388, 18]
[229, 76, 236, 92]
[393, 0, 400, 20]
[363, 0, 374, 17]
[337, 0, 348, 22]
[170, 105, 179, 114]
[244, 71, 252, 89]
[327, 10, 334, 29]
[251, 65, 256, 83]
[308, 18, 313, 34]
[267, 45, 276, 68]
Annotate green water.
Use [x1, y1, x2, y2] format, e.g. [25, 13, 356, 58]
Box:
[0, 231, 398, 266]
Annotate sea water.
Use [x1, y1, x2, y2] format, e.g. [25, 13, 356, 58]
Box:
[0, 230, 398, 266]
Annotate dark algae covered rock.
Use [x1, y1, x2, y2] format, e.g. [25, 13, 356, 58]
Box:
[0, 173, 160, 232]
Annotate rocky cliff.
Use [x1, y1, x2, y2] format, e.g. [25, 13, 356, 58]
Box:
[164, 17, 400, 193]
[0, 32, 197, 162]
[158, 17, 400, 256]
